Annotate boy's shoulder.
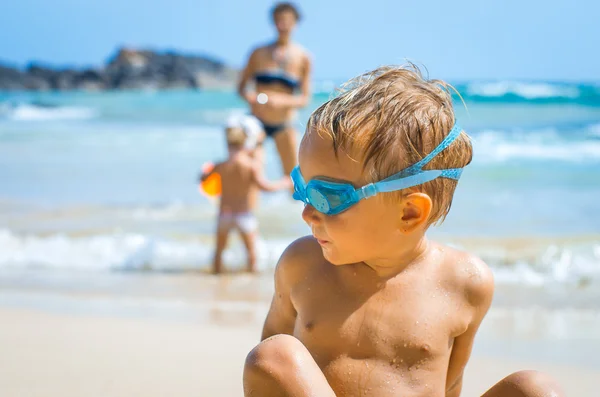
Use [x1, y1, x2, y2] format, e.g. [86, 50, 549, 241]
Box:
[274, 236, 325, 282]
[212, 159, 229, 168]
[436, 242, 495, 308]
[241, 154, 262, 173]
[220, 154, 256, 170]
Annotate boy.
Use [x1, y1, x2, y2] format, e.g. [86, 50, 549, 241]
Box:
[200, 114, 291, 274]
[243, 66, 564, 396]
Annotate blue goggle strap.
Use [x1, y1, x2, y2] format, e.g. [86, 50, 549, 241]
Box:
[356, 123, 464, 200]
[402, 123, 463, 176]
[357, 170, 444, 199]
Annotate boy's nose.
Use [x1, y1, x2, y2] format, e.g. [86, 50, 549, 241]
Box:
[301, 204, 322, 225]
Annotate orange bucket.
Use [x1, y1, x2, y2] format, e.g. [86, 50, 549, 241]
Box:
[199, 162, 221, 197]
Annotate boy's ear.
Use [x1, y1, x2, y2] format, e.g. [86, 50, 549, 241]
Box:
[400, 192, 432, 232]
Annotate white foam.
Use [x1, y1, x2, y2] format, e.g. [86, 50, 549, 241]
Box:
[127, 201, 194, 221]
[3, 104, 98, 121]
[473, 129, 600, 163]
[466, 81, 580, 99]
[483, 243, 600, 287]
[0, 229, 290, 273]
[1, 229, 599, 288]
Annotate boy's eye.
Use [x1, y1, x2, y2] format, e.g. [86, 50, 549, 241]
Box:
[307, 188, 330, 213]
[323, 191, 344, 209]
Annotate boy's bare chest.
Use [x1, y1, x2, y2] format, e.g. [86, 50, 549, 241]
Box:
[290, 270, 467, 368]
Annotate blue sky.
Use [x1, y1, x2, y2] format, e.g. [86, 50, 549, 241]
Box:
[1, 0, 598, 81]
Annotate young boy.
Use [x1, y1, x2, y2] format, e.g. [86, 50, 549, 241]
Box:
[200, 114, 291, 274]
[243, 66, 564, 396]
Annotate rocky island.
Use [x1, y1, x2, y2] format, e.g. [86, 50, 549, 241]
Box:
[0, 48, 239, 91]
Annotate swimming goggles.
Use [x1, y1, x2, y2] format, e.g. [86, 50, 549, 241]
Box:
[291, 124, 465, 215]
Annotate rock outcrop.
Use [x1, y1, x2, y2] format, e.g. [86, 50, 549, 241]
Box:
[0, 48, 238, 91]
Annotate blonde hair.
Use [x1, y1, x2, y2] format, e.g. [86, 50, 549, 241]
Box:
[305, 63, 472, 225]
[226, 127, 246, 146]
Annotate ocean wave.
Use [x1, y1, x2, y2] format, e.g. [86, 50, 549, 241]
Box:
[0, 229, 289, 273]
[310, 80, 600, 105]
[456, 81, 600, 105]
[465, 81, 580, 99]
[449, 241, 600, 287]
[495, 245, 599, 287]
[1, 229, 599, 287]
[0, 102, 98, 121]
[472, 128, 600, 163]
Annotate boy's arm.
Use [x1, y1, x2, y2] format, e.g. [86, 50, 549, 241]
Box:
[252, 165, 292, 192]
[445, 259, 494, 397]
[199, 162, 222, 182]
[261, 239, 308, 340]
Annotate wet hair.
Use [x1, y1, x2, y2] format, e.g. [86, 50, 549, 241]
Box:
[271, 2, 301, 22]
[305, 63, 473, 225]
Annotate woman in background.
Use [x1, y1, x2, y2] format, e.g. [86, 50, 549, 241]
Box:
[237, 2, 312, 176]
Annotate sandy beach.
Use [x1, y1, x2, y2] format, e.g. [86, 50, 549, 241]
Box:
[1, 271, 598, 397]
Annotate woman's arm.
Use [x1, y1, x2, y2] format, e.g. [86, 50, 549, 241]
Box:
[294, 52, 312, 108]
[238, 48, 260, 105]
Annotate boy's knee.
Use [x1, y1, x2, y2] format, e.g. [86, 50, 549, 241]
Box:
[245, 334, 307, 377]
[503, 370, 564, 396]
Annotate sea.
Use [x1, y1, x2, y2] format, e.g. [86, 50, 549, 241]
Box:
[1, 81, 600, 365]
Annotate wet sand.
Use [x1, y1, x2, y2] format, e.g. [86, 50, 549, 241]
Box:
[0, 271, 598, 396]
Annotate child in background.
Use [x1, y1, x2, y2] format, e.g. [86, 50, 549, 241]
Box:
[200, 114, 291, 274]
